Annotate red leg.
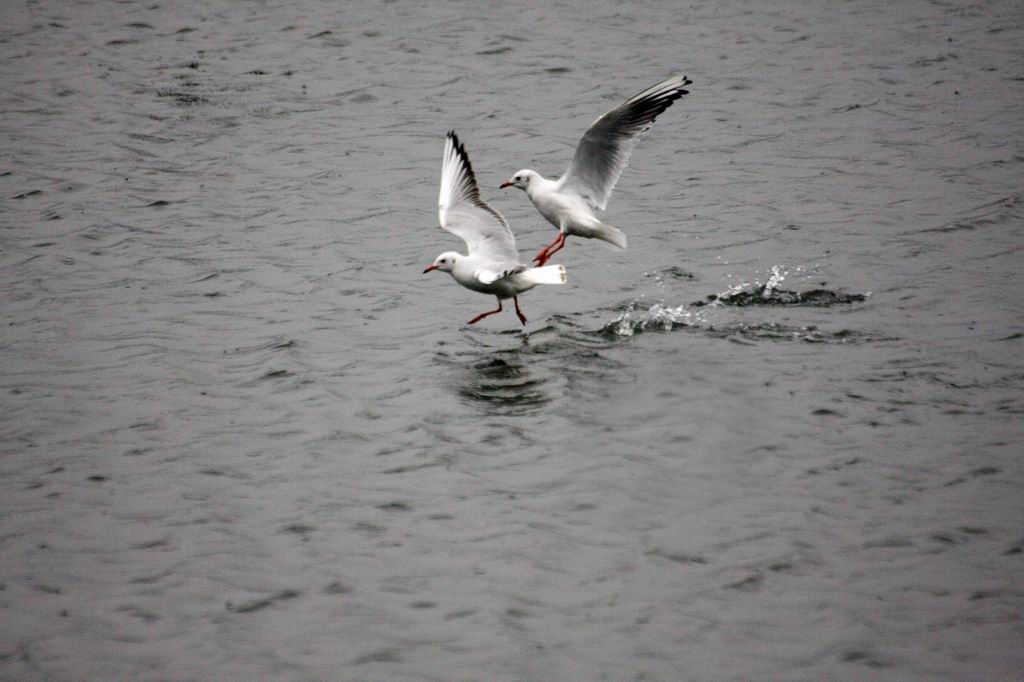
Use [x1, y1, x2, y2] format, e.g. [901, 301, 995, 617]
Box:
[533, 232, 566, 266]
[467, 299, 502, 325]
[534, 232, 566, 266]
[513, 296, 527, 326]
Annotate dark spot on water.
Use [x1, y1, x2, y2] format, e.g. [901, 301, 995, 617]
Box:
[841, 650, 886, 668]
[384, 461, 442, 475]
[378, 501, 411, 512]
[646, 549, 707, 565]
[261, 369, 292, 379]
[176, 27, 196, 34]
[131, 537, 170, 550]
[545, 66, 572, 74]
[445, 609, 478, 620]
[87, 475, 108, 482]
[410, 600, 435, 609]
[227, 589, 300, 613]
[863, 535, 914, 549]
[157, 90, 207, 104]
[1004, 546, 1022, 555]
[812, 408, 843, 416]
[352, 649, 401, 665]
[13, 190, 42, 199]
[203, 291, 222, 297]
[970, 466, 999, 477]
[272, 340, 296, 349]
[323, 581, 352, 595]
[930, 533, 958, 545]
[147, 200, 170, 207]
[33, 584, 62, 594]
[283, 523, 316, 539]
[997, 332, 1022, 341]
[106, 38, 139, 46]
[117, 605, 160, 622]
[47, 466, 64, 474]
[725, 572, 763, 591]
[310, 30, 333, 38]
[477, 46, 512, 55]
[653, 265, 696, 280]
[26, 481, 43, 490]
[351, 93, 376, 103]
[125, 22, 154, 29]
[248, 69, 268, 75]
[969, 590, 1001, 601]
[910, 53, 959, 68]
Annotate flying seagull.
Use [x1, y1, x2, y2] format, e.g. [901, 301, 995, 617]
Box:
[500, 74, 692, 266]
[424, 131, 567, 326]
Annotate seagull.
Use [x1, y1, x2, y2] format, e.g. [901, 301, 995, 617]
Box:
[500, 74, 692, 266]
[424, 131, 567, 327]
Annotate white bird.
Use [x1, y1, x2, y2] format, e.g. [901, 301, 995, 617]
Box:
[424, 131, 567, 327]
[500, 74, 692, 266]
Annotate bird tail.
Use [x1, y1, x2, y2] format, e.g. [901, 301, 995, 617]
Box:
[592, 222, 627, 250]
[518, 264, 567, 285]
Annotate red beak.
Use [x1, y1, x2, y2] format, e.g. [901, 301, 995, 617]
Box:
[499, 180, 514, 189]
[423, 264, 438, 273]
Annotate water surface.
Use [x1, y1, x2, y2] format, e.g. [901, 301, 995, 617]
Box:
[1, 0, 1022, 679]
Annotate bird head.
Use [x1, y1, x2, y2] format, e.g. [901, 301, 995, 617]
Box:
[423, 251, 459, 274]
[500, 170, 534, 191]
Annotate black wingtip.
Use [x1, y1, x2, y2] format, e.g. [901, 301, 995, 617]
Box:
[445, 131, 474, 178]
[448, 132, 471, 173]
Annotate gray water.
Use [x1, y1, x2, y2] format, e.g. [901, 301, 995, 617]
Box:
[2, 0, 1022, 679]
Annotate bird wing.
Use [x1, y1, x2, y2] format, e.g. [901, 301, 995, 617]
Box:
[558, 74, 692, 211]
[438, 131, 520, 266]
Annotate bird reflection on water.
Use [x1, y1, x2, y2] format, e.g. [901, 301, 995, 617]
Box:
[444, 335, 554, 417]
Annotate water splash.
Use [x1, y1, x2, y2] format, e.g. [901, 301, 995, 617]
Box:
[763, 264, 787, 296]
[605, 264, 870, 339]
[695, 265, 866, 308]
[607, 301, 707, 337]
